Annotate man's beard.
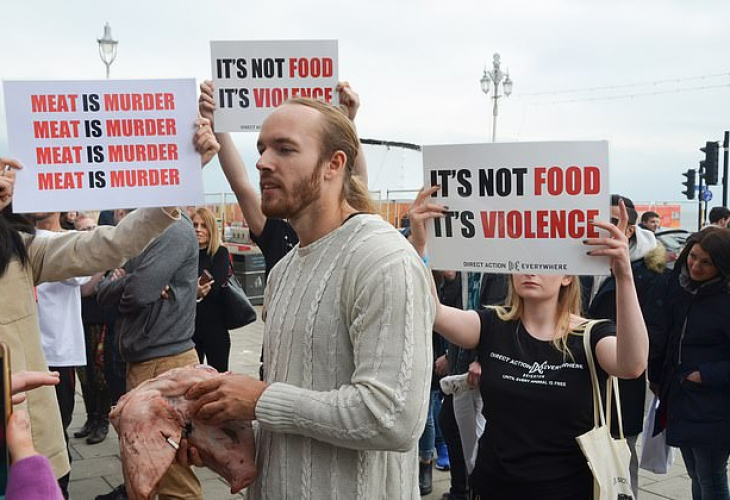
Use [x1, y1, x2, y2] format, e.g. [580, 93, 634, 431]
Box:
[262, 162, 324, 220]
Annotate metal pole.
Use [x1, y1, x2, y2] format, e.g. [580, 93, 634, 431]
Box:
[220, 193, 226, 238]
[106, 63, 110, 80]
[723, 131, 729, 207]
[698, 165, 704, 231]
[386, 189, 392, 225]
[492, 95, 498, 143]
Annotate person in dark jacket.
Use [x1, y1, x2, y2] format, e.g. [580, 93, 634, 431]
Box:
[586, 194, 669, 497]
[192, 207, 233, 372]
[653, 227, 730, 500]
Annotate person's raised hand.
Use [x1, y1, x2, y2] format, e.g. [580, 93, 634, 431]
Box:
[0, 158, 22, 211]
[336, 82, 360, 121]
[194, 117, 220, 167]
[198, 80, 216, 126]
[407, 185, 447, 257]
[584, 198, 632, 280]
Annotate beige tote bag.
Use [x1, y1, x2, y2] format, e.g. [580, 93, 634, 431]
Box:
[575, 320, 634, 500]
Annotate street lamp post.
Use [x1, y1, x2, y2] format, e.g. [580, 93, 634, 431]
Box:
[480, 53, 513, 142]
[97, 22, 118, 79]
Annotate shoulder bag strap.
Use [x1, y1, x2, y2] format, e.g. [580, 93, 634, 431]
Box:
[583, 319, 626, 438]
[606, 375, 625, 439]
[582, 320, 606, 428]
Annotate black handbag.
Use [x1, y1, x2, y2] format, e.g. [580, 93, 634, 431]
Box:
[220, 264, 257, 330]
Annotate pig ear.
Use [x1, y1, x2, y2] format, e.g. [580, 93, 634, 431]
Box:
[117, 398, 183, 499]
[119, 428, 180, 500]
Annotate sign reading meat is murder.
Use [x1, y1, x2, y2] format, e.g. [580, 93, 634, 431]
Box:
[211, 40, 338, 132]
[423, 141, 611, 276]
[3, 79, 203, 213]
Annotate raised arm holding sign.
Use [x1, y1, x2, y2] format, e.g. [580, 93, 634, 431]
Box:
[198, 78, 367, 275]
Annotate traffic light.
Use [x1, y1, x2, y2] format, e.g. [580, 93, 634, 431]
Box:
[701, 141, 719, 185]
[682, 169, 696, 200]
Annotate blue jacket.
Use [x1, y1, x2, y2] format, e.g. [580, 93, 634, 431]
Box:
[655, 270, 730, 448]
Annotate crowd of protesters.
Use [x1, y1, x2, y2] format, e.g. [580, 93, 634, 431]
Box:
[1, 81, 730, 500]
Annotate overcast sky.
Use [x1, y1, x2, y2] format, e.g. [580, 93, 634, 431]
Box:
[2, 0, 729, 207]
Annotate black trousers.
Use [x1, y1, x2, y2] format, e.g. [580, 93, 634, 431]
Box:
[193, 333, 231, 373]
[439, 394, 470, 498]
[50, 365, 75, 435]
[103, 323, 127, 405]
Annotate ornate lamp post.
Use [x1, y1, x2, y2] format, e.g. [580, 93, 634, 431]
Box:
[97, 22, 118, 79]
[480, 53, 513, 142]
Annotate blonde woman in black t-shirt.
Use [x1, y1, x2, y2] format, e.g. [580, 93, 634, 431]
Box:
[409, 187, 648, 500]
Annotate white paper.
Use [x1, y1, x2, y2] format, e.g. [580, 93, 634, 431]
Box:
[3, 79, 203, 213]
[211, 40, 339, 132]
[423, 141, 611, 276]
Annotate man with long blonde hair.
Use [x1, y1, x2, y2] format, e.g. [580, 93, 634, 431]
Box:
[187, 97, 434, 499]
[197, 80, 368, 276]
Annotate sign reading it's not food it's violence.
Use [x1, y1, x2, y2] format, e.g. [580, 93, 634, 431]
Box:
[423, 141, 611, 276]
[3, 79, 203, 213]
[211, 40, 338, 132]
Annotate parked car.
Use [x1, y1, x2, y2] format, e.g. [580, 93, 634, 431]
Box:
[655, 229, 690, 269]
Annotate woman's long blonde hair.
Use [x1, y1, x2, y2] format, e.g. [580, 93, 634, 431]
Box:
[492, 275, 582, 358]
[194, 207, 220, 257]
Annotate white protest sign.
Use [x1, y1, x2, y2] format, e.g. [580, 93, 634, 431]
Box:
[423, 141, 611, 276]
[211, 40, 338, 132]
[3, 79, 203, 213]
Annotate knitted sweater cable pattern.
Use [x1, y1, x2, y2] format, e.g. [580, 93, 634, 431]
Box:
[252, 215, 435, 500]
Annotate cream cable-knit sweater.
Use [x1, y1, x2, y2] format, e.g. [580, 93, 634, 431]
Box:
[251, 214, 435, 500]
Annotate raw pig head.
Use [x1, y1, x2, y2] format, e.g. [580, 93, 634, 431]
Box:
[110, 365, 256, 499]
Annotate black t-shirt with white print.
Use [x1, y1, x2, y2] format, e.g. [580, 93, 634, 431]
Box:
[470, 308, 615, 499]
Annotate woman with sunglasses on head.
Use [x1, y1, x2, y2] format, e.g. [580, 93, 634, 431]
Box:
[651, 227, 730, 500]
[191, 206, 233, 372]
[408, 187, 648, 500]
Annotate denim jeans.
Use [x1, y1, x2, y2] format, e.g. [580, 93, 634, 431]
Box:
[680, 446, 730, 500]
[419, 389, 444, 461]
